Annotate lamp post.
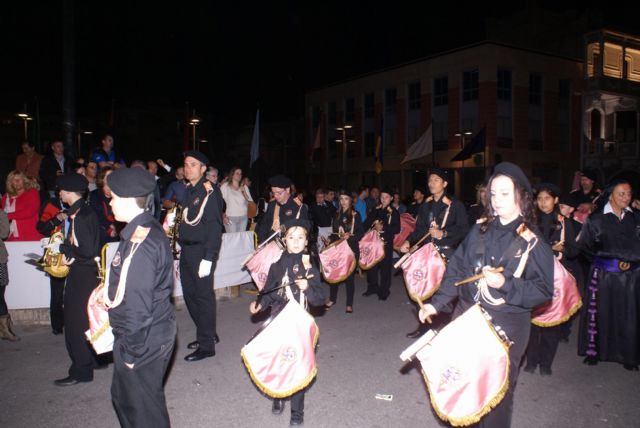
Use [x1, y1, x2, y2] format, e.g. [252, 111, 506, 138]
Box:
[189, 113, 200, 150]
[454, 130, 473, 200]
[17, 112, 32, 141]
[77, 130, 93, 157]
[336, 124, 355, 190]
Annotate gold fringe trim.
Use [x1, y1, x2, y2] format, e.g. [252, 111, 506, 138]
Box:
[89, 319, 111, 344]
[322, 260, 356, 284]
[240, 324, 320, 399]
[359, 253, 385, 271]
[422, 308, 511, 427]
[531, 299, 583, 328]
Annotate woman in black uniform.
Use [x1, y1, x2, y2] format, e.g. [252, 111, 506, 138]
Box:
[419, 162, 554, 427]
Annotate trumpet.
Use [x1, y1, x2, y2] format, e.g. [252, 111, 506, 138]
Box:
[165, 203, 183, 259]
[40, 230, 69, 278]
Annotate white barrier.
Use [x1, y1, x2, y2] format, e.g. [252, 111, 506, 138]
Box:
[5, 231, 255, 310]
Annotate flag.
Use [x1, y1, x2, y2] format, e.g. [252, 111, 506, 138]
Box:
[249, 109, 260, 167]
[450, 127, 486, 162]
[309, 112, 323, 163]
[374, 117, 384, 174]
[402, 124, 433, 164]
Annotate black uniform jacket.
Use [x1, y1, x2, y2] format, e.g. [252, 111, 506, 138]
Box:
[108, 212, 176, 366]
[330, 208, 364, 257]
[578, 206, 640, 262]
[363, 204, 400, 247]
[430, 217, 554, 315]
[406, 194, 468, 253]
[178, 177, 224, 262]
[256, 196, 309, 243]
[309, 200, 336, 231]
[538, 212, 579, 260]
[59, 198, 100, 266]
[256, 251, 326, 311]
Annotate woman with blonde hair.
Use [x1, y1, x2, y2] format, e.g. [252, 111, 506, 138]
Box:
[1, 170, 42, 241]
[220, 166, 253, 232]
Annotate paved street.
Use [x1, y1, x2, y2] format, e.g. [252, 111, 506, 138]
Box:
[2, 274, 639, 428]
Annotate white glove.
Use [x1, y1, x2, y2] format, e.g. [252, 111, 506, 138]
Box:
[40, 238, 50, 248]
[46, 242, 61, 253]
[198, 260, 213, 278]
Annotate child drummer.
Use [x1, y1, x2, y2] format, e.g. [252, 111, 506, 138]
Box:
[248, 218, 326, 426]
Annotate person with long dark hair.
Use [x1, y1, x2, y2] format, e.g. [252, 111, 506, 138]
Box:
[418, 162, 554, 427]
[523, 183, 579, 376]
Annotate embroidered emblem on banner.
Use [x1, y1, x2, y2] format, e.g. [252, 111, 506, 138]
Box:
[329, 260, 338, 268]
[281, 347, 297, 363]
[362, 247, 370, 257]
[437, 366, 463, 392]
[412, 270, 424, 281]
[259, 273, 268, 283]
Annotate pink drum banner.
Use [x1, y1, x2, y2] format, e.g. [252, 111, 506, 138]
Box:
[393, 213, 416, 251]
[319, 240, 356, 284]
[245, 241, 284, 290]
[358, 230, 385, 270]
[401, 243, 446, 302]
[532, 257, 582, 327]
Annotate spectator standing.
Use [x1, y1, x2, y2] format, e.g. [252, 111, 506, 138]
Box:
[39, 140, 71, 198]
[90, 133, 125, 170]
[15, 141, 43, 182]
[1, 171, 42, 241]
[220, 167, 253, 232]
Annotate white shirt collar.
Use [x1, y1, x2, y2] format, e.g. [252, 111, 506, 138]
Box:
[603, 201, 632, 219]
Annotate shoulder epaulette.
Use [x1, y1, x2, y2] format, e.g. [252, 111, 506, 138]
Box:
[425, 196, 434, 202]
[517, 224, 536, 242]
[293, 196, 302, 206]
[476, 217, 488, 224]
[203, 181, 213, 193]
[442, 195, 452, 206]
[130, 226, 151, 244]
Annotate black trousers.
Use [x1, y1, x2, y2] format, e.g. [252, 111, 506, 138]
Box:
[50, 276, 65, 332]
[329, 272, 355, 306]
[525, 325, 561, 370]
[0, 286, 7, 315]
[64, 264, 98, 381]
[112, 336, 175, 428]
[275, 390, 305, 414]
[365, 244, 393, 298]
[179, 245, 217, 352]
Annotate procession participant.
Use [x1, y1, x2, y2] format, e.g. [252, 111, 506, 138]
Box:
[53, 173, 101, 386]
[418, 162, 554, 427]
[524, 183, 579, 376]
[577, 180, 640, 371]
[256, 175, 309, 243]
[406, 186, 426, 218]
[362, 189, 400, 300]
[570, 169, 601, 208]
[309, 188, 335, 250]
[179, 150, 224, 361]
[467, 183, 487, 226]
[107, 167, 176, 428]
[249, 218, 325, 426]
[89, 167, 123, 246]
[325, 190, 363, 313]
[400, 168, 468, 338]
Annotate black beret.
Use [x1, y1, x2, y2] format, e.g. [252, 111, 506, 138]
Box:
[107, 167, 156, 197]
[56, 173, 88, 192]
[535, 182, 561, 197]
[338, 189, 352, 198]
[413, 186, 427, 196]
[558, 193, 577, 208]
[183, 150, 209, 166]
[268, 174, 292, 188]
[282, 218, 311, 234]
[380, 188, 395, 197]
[580, 169, 597, 182]
[428, 168, 449, 182]
[493, 162, 532, 194]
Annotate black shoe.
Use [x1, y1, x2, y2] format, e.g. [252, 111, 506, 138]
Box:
[523, 364, 536, 374]
[362, 290, 376, 297]
[623, 364, 639, 371]
[290, 411, 304, 425]
[187, 340, 199, 349]
[54, 376, 90, 386]
[540, 367, 552, 376]
[184, 349, 215, 362]
[272, 399, 285, 415]
[406, 329, 423, 339]
[583, 356, 598, 366]
[94, 364, 109, 370]
[378, 294, 389, 301]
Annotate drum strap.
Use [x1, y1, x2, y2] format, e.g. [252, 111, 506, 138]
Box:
[271, 204, 281, 232]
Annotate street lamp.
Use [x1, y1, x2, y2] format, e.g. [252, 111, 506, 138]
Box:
[17, 112, 32, 141]
[77, 130, 93, 156]
[189, 114, 200, 150]
[336, 124, 355, 190]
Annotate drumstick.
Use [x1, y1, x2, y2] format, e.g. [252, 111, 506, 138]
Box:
[241, 228, 282, 267]
[393, 233, 431, 269]
[454, 267, 505, 286]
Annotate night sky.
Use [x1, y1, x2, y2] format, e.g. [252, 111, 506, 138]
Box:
[1, 1, 637, 127]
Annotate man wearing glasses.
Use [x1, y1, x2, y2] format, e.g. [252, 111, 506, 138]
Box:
[256, 175, 309, 243]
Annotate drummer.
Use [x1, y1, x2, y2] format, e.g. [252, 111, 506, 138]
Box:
[400, 168, 468, 338]
[256, 175, 309, 243]
[419, 162, 554, 427]
[325, 189, 364, 313]
[249, 218, 326, 426]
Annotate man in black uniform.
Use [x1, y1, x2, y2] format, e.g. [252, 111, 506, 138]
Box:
[400, 168, 468, 338]
[406, 186, 426, 218]
[309, 188, 336, 249]
[53, 173, 101, 386]
[107, 167, 176, 428]
[179, 150, 224, 362]
[256, 175, 309, 244]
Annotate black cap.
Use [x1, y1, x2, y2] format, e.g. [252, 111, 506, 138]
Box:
[558, 193, 577, 208]
[380, 188, 394, 197]
[413, 186, 427, 196]
[107, 167, 156, 197]
[282, 218, 311, 234]
[535, 182, 561, 197]
[338, 189, 352, 198]
[580, 168, 597, 182]
[183, 150, 209, 166]
[428, 168, 449, 182]
[56, 173, 88, 192]
[268, 174, 292, 188]
[493, 162, 532, 194]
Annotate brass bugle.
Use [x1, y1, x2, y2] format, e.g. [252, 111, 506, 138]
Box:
[454, 267, 505, 286]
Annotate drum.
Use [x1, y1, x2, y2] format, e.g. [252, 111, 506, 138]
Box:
[245, 241, 284, 291]
[400, 243, 446, 303]
[393, 213, 417, 251]
[531, 257, 582, 327]
[319, 240, 356, 284]
[407, 304, 511, 427]
[240, 290, 319, 398]
[358, 230, 385, 270]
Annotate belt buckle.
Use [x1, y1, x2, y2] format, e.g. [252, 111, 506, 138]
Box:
[619, 261, 631, 271]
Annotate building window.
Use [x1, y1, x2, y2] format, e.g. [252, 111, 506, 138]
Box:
[385, 87, 397, 114]
[529, 74, 542, 105]
[364, 132, 376, 157]
[497, 68, 512, 101]
[497, 116, 512, 148]
[408, 81, 421, 110]
[463, 69, 479, 102]
[345, 97, 355, 123]
[434, 76, 448, 106]
[364, 93, 375, 118]
[433, 120, 448, 151]
[328, 101, 337, 124]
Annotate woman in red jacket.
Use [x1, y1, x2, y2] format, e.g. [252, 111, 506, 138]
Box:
[2, 170, 43, 241]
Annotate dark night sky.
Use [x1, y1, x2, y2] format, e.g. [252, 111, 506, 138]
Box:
[1, 1, 638, 127]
